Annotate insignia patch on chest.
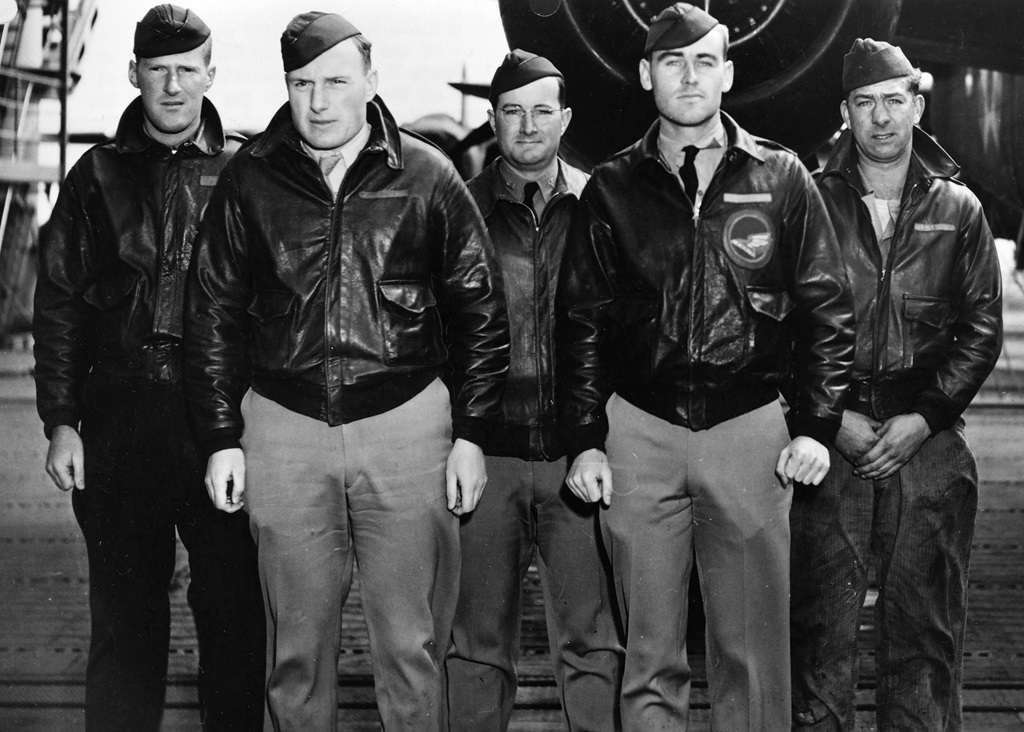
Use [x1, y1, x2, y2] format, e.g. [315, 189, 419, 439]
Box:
[723, 209, 775, 269]
[200, 175, 219, 186]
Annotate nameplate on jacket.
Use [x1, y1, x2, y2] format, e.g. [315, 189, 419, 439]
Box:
[723, 192, 772, 204]
[200, 176, 219, 186]
[914, 222, 956, 232]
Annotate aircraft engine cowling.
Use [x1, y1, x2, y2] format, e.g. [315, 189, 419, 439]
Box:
[498, 0, 902, 166]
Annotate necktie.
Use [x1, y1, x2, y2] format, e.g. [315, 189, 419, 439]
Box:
[680, 145, 699, 203]
[318, 152, 346, 195]
[523, 181, 541, 216]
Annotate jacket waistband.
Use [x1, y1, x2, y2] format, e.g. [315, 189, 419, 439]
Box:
[252, 368, 438, 426]
[847, 375, 930, 420]
[616, 383, 779, 431]
[93, 340, 182, 384]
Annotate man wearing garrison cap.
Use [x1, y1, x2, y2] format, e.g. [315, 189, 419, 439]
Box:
[33, 5, 265, 731]
[556, 3, 854, 728]
[790, 39, 1002, 731]
[444, 50, 623, 731]
[184, 11, 508, 730]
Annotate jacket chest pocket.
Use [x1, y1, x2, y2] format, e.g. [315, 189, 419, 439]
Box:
[902, 295, 952, 368]
[744, 285, 795, 365]
[377, 280, 445, 367]
[83, 273, 141, 348]
[247, 290, 298, 371]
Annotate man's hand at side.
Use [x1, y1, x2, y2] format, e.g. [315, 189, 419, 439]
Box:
[206, 448, 246, 513]
[45, 425, 85, 491]
[566, 448, 613, 506]
[775, 436, 830, 487]
[447, 438, 487, 516]
[854, 413, 930, 481]
[834, 409, 882, 465]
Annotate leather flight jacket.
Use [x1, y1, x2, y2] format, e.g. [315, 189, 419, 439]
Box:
[184, 96, 509, 455]
[818, 128, 1003, 432]
[34, 98, 243, 437]
[557, 113, 855, 458]
[469, 158, 589, 461]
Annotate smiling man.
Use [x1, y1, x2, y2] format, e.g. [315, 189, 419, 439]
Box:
[555, 3, 854, 728]
[790, 39, 1003, 731]
[33, 5, 265, 731]
[183, 11, 508, 730]
[444, 50, 623, 731]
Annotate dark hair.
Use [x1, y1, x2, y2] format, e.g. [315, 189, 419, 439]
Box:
[845, 68, 924, 102]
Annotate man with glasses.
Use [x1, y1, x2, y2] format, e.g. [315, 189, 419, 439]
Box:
[444, 50, 623, 731]
[556, 4, 854, 728]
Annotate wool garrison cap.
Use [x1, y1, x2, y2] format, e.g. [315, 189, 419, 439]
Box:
[134, 4, 210, 58]
[488, 49, 563, 105]
[644, 2, 719, 55]
[281, 12, 361, 72]
[843, 38, 915, 94]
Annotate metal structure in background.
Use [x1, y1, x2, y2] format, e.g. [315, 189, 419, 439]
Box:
[0, 0, 96, 338]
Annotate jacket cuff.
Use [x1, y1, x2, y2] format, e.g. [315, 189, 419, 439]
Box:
[564, 421, 608, 461]
[787, 413, 840, 447]
[43, 417, 79, 441]
[911, 388, 957, 434]
[452, 415, 490, 448]
[200, 428, 243, 458]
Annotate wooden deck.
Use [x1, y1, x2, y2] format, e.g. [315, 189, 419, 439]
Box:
[2, 388, 1023, 730]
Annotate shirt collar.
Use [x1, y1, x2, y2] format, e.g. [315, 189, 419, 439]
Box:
[300, 122, 372, 173]
[497, 157, 562, 203]
[657, 117, 726, 170]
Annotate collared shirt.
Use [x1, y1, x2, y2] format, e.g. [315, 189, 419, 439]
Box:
[301, 122, 372, 196]
[498, 158, 561, 217]
[658, 118, 727, 216]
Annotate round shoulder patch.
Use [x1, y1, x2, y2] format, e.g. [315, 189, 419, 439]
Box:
[723, 209, 775, 269]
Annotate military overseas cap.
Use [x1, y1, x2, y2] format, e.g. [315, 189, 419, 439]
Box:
[842, 38, 915, 95]
[644, 2, 719, 55]
[488, 49, 563, 106]
[281, 12, 361, 72]
[134, 4, 210, 58]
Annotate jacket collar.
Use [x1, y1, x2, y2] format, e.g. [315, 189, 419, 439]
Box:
[115, 97, 225, 156]
[475, 156, 587, 218]
[821, 126, 960, 193]
[248, 95, 404, 170]
[629, 111, 765, 171]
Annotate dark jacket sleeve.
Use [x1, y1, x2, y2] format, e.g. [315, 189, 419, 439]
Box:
[33, 169, 94, 438]
[912, 196, 1002, 431]
[183, 163, 253, 455]
[434, 164, 510, 446]
[555, 174, 617, 458]
[781, 160, 855, 446]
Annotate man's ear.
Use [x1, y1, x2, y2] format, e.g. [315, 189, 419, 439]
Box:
[639, 58, 652, 92]
[129, 59, 139, 89]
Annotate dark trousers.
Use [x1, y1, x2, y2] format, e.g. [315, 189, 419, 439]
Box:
[791, 419, 978, 731]
[446, 456, 623, 731]
[74, 370, 265, 732]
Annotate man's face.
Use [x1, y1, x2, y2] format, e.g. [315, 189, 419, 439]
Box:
[488, 76, 571, 173]
[286, 39, 379, 151]
[129, 43, 214, 139]
[841, 77, 924, 165]
[639, 28, 733, 130]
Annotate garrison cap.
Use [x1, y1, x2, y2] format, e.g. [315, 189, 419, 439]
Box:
[488, 49, 563, 105]
[134, 4, 210, 58]
[843, 38, 915, 95]
[644, 2, 719, 55]
[281, 12, 361, 72]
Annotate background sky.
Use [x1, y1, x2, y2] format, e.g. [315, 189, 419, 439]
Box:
[46, 0, 507, 142]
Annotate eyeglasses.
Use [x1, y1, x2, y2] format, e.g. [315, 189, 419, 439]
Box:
[498, 106, 564, 124]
